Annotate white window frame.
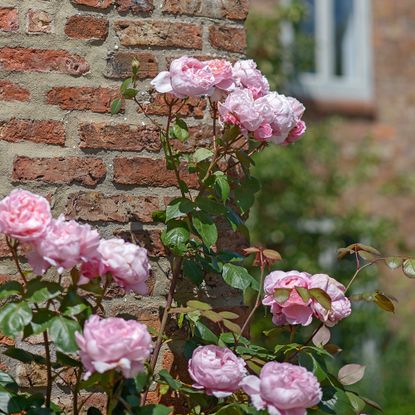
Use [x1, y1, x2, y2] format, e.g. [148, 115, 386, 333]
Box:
[282, 0, 373, 102]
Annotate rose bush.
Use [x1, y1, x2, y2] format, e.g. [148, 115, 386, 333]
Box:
[0, 55, 412, 415]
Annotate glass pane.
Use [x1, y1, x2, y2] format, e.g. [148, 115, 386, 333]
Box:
[293, 0, 316, 74]
[334, 0, 355, 77]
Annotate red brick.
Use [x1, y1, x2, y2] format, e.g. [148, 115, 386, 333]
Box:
[162, 0, 249, 20]
[113, 157, 198, 188]
[142, 93, 206, 118]
[0, 8, 18, 32]
[65, 15, 108, 40]
[65, 192, 159, 223]
[114, 20, 202, 49]
[0, 48, 89, 76]
[79, 123, 160, 152]
[105, 51, 158, 79]
[47, 87, 117, 113]
[27, 9, 53, 33]
[114, 229, 165, 257]
[71, 0, 112, 8]
[0, 119, 65, 145]
[209, 25, 246, 53]
[116, 0, 154, 14]
[0, 81, 30, 102]
[13, 156, 106, 187]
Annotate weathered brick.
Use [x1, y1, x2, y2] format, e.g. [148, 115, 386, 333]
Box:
[116, 0, 154, 14]
[71, 0, 112, 8]
[0, 48, 89, 76]
[79, 123, 160, 152]
[47, 87, 117, 113]
[13, 156, 106, 186]
[172, 125, 214, 152]
[114, 229, 165, 257]
[16, 363, 48, 388]
[0, 7, 18, 32]
[162, 0, 249, 20]
[113, 157, 198, 188]
[0, 81, 30, 102]
[142, 94, 206, 118]
[209, 24, 246, 53]
[114, 20, 202, 49]
[66, 192, 159, 223]
[65, 15, 108, 40]
[105, 51, 158, 79]
[27, 9, 53, 33]
[0, 119, 65, 145]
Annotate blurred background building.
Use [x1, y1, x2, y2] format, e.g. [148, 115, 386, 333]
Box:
[247, 1, 415, 413]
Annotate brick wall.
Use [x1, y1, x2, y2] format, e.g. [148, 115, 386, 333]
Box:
[0, 0, 248, 408]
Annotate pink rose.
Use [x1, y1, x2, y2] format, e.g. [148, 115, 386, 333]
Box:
[232, 59, 269, 98]
[263, 270, 313, 326]
[151, 56, 215, 98]
[28, 216, 100, 274]
[97, 239, 150, 295]
[188, 345, 247, 398]
[219, 88, 264, 133]
[241, 362, 322, 415]
[310, 274, 351, 326]
[76, 315, 152, 379]
[0, 189, 52, 242]
[285, 97, 306, 144]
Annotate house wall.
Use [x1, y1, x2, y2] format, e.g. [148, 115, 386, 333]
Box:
[0, 0, 248, 410]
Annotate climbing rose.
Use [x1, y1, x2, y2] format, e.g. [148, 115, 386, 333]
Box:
[285, 97, 307, 144]
[310, 274, 352, 326]
[262, 270, 313, 326]
[97, 238, 150, 295]
[0, 189, 52, 242]
[241, 362, 322, 415]
[76, 315, 152, 379]
[27, 216, 100, 274]
[151, 56, 215, 98]
[232, 59, 270, 98]
[188, 345, 247, 397]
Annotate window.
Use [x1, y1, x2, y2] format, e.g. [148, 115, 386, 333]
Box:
[283, 0, 373, 103]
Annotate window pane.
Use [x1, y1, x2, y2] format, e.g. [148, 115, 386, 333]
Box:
[334, 0, 355, 77]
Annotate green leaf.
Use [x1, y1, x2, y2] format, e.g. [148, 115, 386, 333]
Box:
[222, 264, 252, 290]
[273, 288, 291, 304]
[123, 88, 137, 99]
[152, 209, 166, 223]
[338, 364, 366, 385]
[165, 198, 194, 222]
[0, 302, 32, 337]
[223, 319, 241, 334]
[135, 371, 148, 393]
[320, 388, 356, 415]
[0, 281, 23, 299]
[214, 172, 230, 202]
[193, 148, 213, 163]
[361, 396, 383, 412]
[295, 287, 310, 302]
[161, 225, 190, 255]
[195, 321, 218, 344]
[111, 98, 122, 115]
[402, 258, 415, 278]
[309, 288, 332, 311]
[218, 311, 239, 320]
[138, 404, 171, 415]
[202, 310, 223, 323]
[374, 292, 395, 313]
[56, 351, 81, 368]
[215, 404, 245, 415]
[87, 408, 102, 415]
[384, 256, 403, 270]
[192, 212, 218, 247]
[120, 77, 133, 93]
[187, 300, 212, 311]
[158, 369, 182, 391]
[49, 316, 80, 353]
[4, 347, 46, 365]
[171, 118, 189, 142]
[346, 392, 366, 413]
[25, 278, 61, 303]
[196, 197, 226, 216]
[183, 259, 204, 285]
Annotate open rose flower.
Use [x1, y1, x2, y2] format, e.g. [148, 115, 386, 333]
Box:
[285, 97, 307, 144]
[0, 189, 52, 242]
[151, 56, 215, 98]
[97, 238, 150, 295]
[233, 59, 269, 98]
[310, 274, 352, 326]
[27, 215, 100, 274]
[241, 362, 322, 415]
[188, 345, 247, 397]
[263, 270, 313, 326]
[76, 315, 152, 379]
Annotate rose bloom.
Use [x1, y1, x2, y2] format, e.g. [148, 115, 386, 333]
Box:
[27, 215, 100, 274]
[188, 345, 247, 397]
[310, 274, 351, 326]
[285, 97, 307, 144]
[97, 238, 150, 295]
[76, 315, 152, 379]
[241, 362, 322, 415]
[151, 56, 215, 98]
[232, 59, 269, 98]
[0, 189, 52, 242]
[263, 270, 313, 326]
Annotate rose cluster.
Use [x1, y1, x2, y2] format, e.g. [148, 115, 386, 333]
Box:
[0, 189, 150, 294]
[262, 270, 352, 327]
[151, 57, 306, 145]
[188, 345, 322, 415]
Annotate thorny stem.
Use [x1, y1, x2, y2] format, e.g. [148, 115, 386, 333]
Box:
[6, 238, 28, 286]
[43, 331, 53, 408]
[72, 367, 83, 415]
[141, 256, 183, 406]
